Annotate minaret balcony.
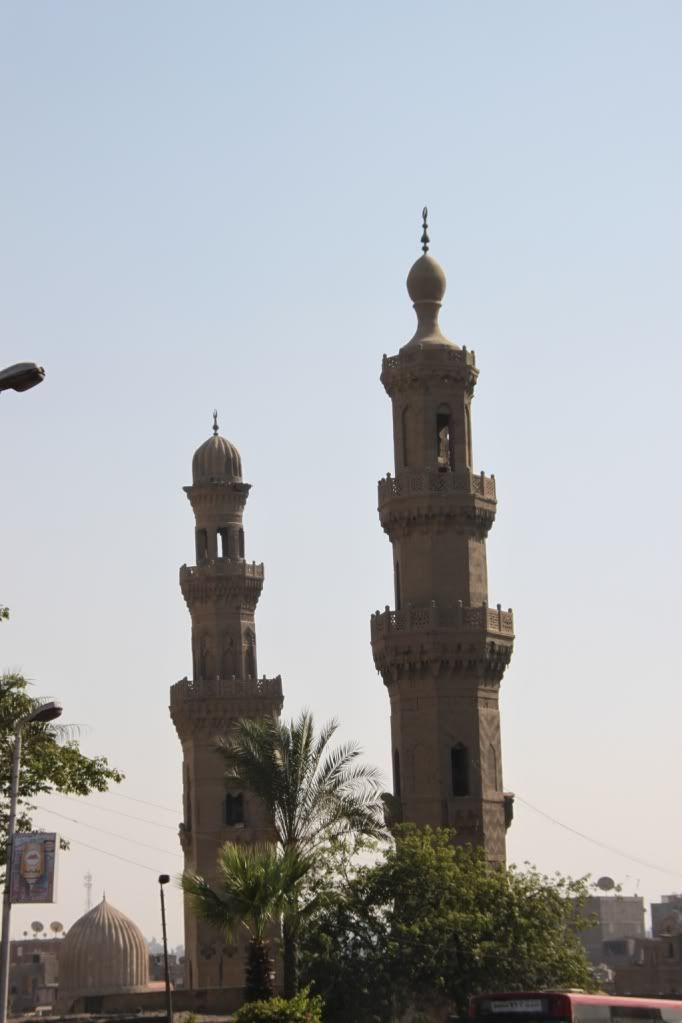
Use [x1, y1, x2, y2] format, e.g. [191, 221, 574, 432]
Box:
[378, 470, 497, 538]
[170, 674, 283, 706]
[180, 559, 264, 608]
[370, 601, 514, 684]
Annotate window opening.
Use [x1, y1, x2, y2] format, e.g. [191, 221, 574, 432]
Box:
[225, 793, 244, 826]
[218, 528, 229, 558]
[451, 744, 469, 797]
[393, 749, 402, 800]
[436, 407, 453, 469]
[195, 529, 208, 563]
[239, 529, 245, 559]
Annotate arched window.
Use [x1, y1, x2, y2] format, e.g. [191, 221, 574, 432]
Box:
[195, 529, 208, 563]
[218, 528, 229, 558]
[465, 404, 473, 467]
[395, 561, 401, 611]
[488, 744, 499, 792]
[393, 749, 402, 800]
[451, 744, 468, 797]
[239, 529, 245, 559]
[245, 631, 257, 678]
[401, 406, 411, 467]
[436, 404, 453, 469]
[225, 793, 244, 826]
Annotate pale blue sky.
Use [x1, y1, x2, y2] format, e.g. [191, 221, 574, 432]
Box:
[2, 1, 681, 945]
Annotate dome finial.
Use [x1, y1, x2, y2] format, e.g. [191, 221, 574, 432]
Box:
[421, 206, 429, 254]
[212, 410, 219, 436]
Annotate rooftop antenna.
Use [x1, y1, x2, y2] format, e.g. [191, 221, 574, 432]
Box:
[84, 871, 93, 911]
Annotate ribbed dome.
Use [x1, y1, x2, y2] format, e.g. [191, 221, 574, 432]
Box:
[192, 432, 243, 484]
[59, 897, 149, 1001]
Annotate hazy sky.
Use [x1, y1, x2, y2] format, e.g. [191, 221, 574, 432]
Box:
[2, 1, 681, 946]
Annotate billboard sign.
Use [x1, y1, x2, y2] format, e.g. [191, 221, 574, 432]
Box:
[9, 833, 58, 904]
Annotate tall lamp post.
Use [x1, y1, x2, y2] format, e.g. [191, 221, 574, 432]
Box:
[0, 701, 63, 1023]
[158, 875, 173, 1023]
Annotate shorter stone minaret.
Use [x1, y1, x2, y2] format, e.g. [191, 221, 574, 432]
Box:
[170, 415, 283, 990]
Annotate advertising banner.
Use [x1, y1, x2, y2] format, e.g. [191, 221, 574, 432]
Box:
[9, 833, 58, 904]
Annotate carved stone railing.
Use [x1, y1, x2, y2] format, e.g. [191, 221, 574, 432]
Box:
[382, 346, 476, 373]
[181, 560, 264, 580]
[170, 675, 283, 706]
[370, 602, 514, 639]
[378, 470, 496, 504]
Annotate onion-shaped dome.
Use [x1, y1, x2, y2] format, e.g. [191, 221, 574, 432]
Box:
[59, 896, 149, 1001]
[192, 412, 242, 484]
[401, 207, 456, 350]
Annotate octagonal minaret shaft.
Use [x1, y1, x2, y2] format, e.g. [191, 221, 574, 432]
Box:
[370, 212, 514, 864]
[170, 416, 283, 991]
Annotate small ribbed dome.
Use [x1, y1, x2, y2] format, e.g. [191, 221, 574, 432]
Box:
[406, 253, 447, 304]
[59, 897, 149, 1001]
[192, 430, 243, 484]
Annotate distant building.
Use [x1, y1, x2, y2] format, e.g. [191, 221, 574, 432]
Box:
[578, 895, 645, 966]
[651, 894, 682, 938]
[149, 950, 185, 990]
[614, 931, 682, 997]
[9, 938, 59, 1015]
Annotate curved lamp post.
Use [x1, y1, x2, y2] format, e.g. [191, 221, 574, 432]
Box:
[158, 875, 173, 1023]
[0, 701, 63, 1023]
[0, 364, 45, 395]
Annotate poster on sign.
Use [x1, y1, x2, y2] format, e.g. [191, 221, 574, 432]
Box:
[9, 833, 58, 904]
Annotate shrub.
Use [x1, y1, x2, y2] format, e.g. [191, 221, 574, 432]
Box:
[234, 987, 323, 1023]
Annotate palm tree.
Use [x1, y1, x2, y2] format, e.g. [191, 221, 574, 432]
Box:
[181, 842, 309, 1001]
[217, 710, 386, 996]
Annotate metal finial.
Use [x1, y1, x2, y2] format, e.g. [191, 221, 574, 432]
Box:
[421, 206, 429, 254]
[212, 410, 219, 436]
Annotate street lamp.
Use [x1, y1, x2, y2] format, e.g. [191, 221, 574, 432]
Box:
[0, 701, 63, 1023]
[0, 364, 45, 394]
[158, 875, 173, 1023]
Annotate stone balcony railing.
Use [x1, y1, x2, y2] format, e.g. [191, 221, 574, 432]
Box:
[370, 601, 514, 639]
[170, 675, 283, 706]
[180, 559, 264, 581]
[382, 345, 477, 373]
[378, 469, 496, 504]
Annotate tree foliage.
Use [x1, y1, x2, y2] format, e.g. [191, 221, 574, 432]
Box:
[300, 825, 595, 1023]
[217, 710, 386, 995]
[0, 672, 123, 873]
[182, 843, 311, 1002]
[233, 987, 323, 1023]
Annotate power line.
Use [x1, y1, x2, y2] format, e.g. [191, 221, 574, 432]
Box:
[52, 793, 178, 831]
[516, 796, 682, 880]
[35, 804, 182, 859]
[100, 791, 179, 814]
[64, 835, 173, 876]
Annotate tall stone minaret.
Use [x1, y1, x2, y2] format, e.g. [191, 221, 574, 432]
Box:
[170, 414, 283, 990]
[370, 212, 514, 864]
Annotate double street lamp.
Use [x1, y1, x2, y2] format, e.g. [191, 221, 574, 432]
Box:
[0, 701, 63, 1023]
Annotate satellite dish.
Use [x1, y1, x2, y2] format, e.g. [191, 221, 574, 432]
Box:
[49, 922, 63, 934]
[30, 921, 44, 933]
[597, 876, 615, 891]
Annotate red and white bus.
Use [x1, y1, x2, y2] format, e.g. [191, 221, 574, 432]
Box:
[470, 992, 682, 1023]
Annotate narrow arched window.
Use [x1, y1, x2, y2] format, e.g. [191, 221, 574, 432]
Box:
[395, 561, 401, 611]
[451, 744, 468, 797]
[393, 749, 402, 800]
[488, 744, 498, 792]
[218, 528, 229, 558]
[401, 406, 410, 467]
[239, 529, 245, 559]
[436, 405, 454, 469]
[225, 793, 244, 826]
[195, 529, 208, 563]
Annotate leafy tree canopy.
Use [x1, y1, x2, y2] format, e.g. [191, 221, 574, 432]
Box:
[300, 825, 595, 1023]
[0, 672, 123, 874]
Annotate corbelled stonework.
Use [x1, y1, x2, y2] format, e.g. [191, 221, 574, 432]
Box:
[370, 214, 514, 864]
[170, 417, 283, 990]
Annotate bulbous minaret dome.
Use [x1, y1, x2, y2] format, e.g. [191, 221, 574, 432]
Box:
[192, 411, 242, 484]
[403, 207, 454, 350]
[58, 896, 149, 1003]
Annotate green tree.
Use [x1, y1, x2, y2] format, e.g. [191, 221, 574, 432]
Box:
[0, 672, 123, 875]
[182, 843, 311, 1002]
[300, 825, 595, 1023]
[217, 711, 386, 996]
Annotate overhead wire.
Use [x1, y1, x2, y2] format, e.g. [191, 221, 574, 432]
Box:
[35, 804, 182, 859]
[51, 793, 178, 830]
